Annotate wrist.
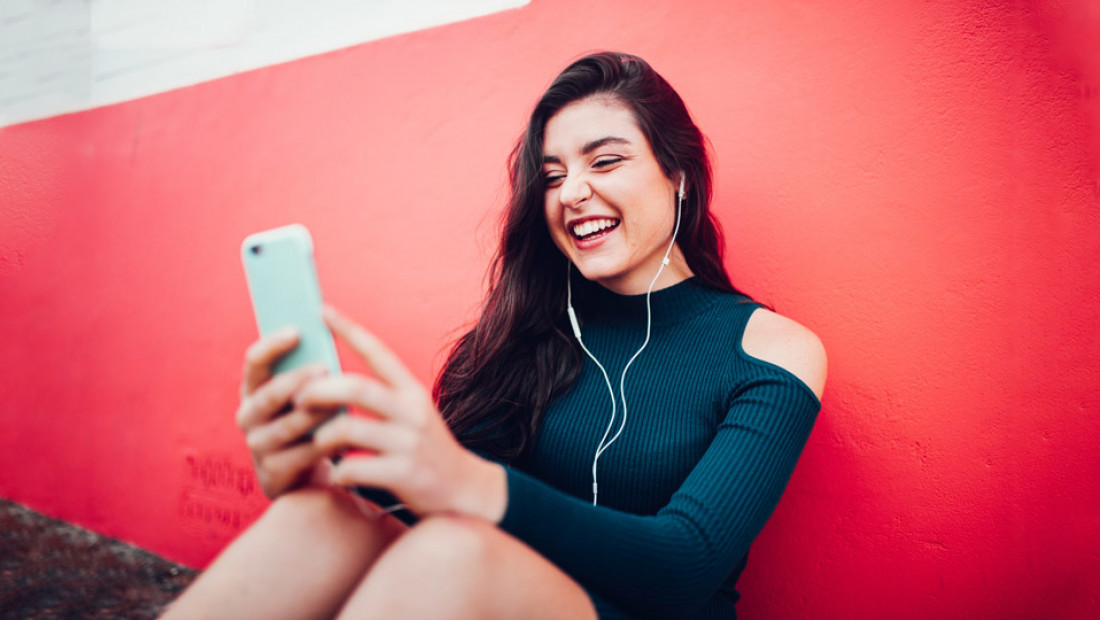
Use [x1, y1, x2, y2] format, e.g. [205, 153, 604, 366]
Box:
[454, 453, 508, 523]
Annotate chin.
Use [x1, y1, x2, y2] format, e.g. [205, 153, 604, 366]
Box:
[571, 260, 624, 285]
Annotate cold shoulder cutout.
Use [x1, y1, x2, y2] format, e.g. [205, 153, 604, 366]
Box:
[741, 308, 828, 400]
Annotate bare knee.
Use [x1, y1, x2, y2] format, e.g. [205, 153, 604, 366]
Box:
[165, 488, 405, 620]
[263, 486, 365, 532]
[256, 486, 407, 557]
[390, 515, 499, 569]
[347, 516, 503, 598]
[347, 515, 504, 611]
[339, 516, 597, 620]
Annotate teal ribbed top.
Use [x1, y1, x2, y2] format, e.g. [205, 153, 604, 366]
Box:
[498, 278, 820, 619]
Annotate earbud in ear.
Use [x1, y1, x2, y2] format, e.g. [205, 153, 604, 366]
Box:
[678, 172, 686, 201]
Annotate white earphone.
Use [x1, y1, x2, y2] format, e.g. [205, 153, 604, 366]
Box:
[567, 172, 685, 505]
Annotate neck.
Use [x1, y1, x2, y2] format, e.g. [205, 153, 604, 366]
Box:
[595, 244, 694, 296]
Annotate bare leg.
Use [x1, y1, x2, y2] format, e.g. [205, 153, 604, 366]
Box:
[336, 515, 597, 620]
[161, 487, 406, 620]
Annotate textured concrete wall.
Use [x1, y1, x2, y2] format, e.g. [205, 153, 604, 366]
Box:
[1, 0, 1097, 617]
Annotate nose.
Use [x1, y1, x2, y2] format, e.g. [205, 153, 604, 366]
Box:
[557, 173, 591, 210]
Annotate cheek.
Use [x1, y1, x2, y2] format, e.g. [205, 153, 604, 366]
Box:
[633, 198, 676, 242]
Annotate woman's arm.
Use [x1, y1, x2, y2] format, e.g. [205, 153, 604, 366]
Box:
[498, 314, 825, 617]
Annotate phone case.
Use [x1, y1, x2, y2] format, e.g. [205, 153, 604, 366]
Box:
[241, 224, 341, 375]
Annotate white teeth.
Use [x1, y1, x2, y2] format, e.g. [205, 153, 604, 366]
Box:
[572, 218, 618, 238]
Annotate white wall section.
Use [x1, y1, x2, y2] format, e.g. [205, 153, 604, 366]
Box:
[0, 0, 528, 127]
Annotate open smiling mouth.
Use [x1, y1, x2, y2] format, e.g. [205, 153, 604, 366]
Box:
[571, 218, 620, 242]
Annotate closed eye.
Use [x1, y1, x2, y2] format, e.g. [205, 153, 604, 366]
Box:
[544, 156, 624, 188]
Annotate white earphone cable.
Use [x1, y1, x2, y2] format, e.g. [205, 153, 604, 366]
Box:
[567, 174, 685, 505]
[567, 264, 618, 505]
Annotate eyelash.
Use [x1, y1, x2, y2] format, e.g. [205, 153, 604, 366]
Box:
[544, 157, 623, 186]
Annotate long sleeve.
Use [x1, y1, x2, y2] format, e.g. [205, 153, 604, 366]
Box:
[499, 366, 820, 618]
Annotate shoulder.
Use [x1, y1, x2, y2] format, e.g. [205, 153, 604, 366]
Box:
[741, 307, 827, 400]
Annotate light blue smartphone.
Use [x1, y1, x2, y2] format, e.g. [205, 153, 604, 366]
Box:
[240, 224, 341, 375]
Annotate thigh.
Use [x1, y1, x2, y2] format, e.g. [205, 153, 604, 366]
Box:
[163, 486, 407, 620]
[337, 515, 598, 620]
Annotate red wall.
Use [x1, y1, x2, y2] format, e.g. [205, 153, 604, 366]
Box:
[2, 1, 1097, 617]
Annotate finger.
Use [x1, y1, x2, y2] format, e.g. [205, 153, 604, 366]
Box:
[236, 364, 327, 430]
[313, 414, 410, 457]
[245, 407, 337, 455]
[257, 442, 323, 498]
[241, 328, 301, 397]
[323, 306, 417, 390]
[328, 453, 407, 490]
[295, 374, 405, 422]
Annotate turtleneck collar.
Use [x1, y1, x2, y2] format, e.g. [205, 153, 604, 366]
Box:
[582, 277, 731, 328]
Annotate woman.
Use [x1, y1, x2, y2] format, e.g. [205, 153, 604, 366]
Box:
[164, 51, 825, 619]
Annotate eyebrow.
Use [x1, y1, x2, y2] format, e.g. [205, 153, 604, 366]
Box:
[542, 136, 632, 164]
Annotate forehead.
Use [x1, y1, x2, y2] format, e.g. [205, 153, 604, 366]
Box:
[542, 97, 646, 154]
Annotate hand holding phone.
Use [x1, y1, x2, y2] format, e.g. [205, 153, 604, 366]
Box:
[237, 224, 342, 498]
[239, 225, 407, 511]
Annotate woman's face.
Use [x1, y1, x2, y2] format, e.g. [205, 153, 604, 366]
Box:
[542, 96, 692, 295]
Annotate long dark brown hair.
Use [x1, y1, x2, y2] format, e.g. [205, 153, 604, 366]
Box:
[433, 52, 743, 461]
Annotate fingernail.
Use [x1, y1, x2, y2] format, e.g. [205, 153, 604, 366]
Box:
[322, 306, 343, 323]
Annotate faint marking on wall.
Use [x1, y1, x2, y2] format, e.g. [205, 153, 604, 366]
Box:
[0, 0, 529, 128]
[178, 452, 266, 541]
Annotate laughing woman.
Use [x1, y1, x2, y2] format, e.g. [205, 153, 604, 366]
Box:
[163, 51, 825, 620]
